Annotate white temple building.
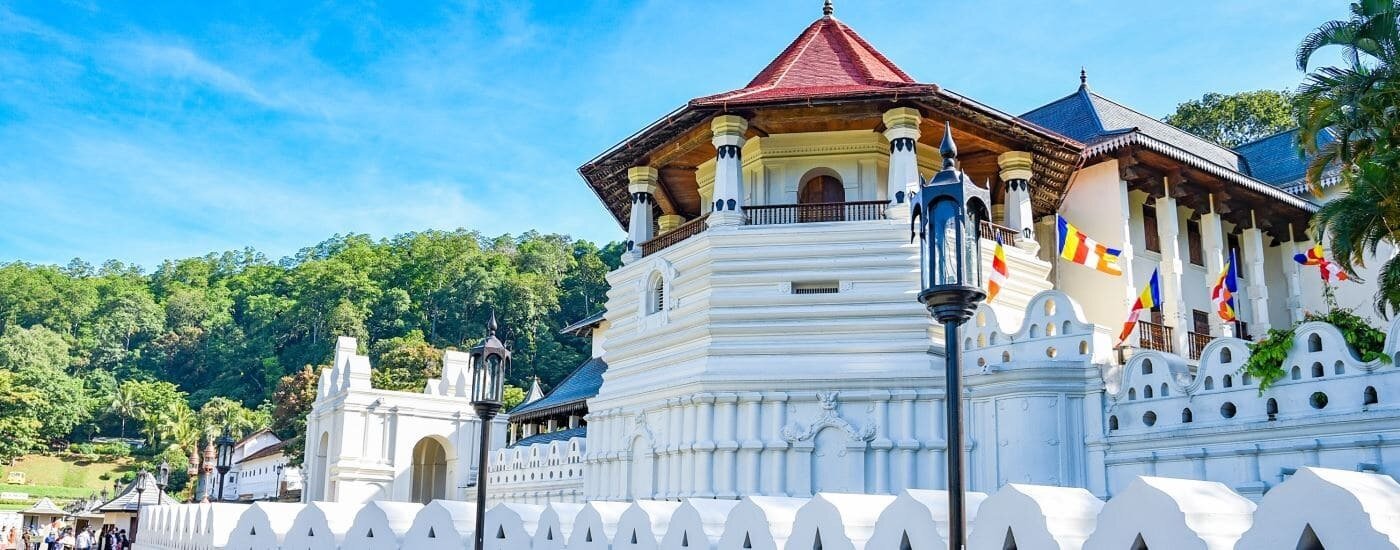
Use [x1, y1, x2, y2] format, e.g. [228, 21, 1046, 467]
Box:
[300, 5, 1400, 511]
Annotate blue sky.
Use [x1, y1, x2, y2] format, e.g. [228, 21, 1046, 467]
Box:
[0, 0, 1342, 268]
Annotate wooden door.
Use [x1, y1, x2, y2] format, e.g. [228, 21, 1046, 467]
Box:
[799, 176, 845, 222]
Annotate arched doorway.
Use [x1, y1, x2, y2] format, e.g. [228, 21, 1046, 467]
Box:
[410, 437, 449, 504]
[314, 432, 330, 500]
[799, 175, 846, 222]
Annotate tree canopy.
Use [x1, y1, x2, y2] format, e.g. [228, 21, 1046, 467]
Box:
[0, 230, 618, 463]
[1163, 90, 1297, 147]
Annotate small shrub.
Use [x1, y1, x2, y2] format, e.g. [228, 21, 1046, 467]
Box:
[1244, 309, 1389, 393]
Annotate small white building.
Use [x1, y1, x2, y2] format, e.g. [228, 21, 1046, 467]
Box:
[217, 430, 303, 502]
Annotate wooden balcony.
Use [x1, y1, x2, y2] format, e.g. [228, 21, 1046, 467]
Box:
[640, 214, 709, 258]
[1188, 331, 1213, 360]
[979, 220, 1019, 247]
[1137, 320, 1174, 353]
[743, 200, 888, 225]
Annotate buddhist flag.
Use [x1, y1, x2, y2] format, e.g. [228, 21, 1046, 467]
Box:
[1118, 269, 1163, 344]
[1293, 244, 1349, 283]
[1057, 215, 1123, 276]
[1211, 251, 1239, 322]
[988, 236, 1009, 303]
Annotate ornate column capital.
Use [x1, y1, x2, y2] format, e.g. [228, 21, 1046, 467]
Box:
[657, 214, 684, 234]
[997, 151, 1034, 183]
[627, 166, 660, 195]
[710, 115, 748, 146]
[882, 107, 922, 141]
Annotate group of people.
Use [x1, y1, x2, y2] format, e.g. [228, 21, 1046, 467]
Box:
[0, 525, 130, 550]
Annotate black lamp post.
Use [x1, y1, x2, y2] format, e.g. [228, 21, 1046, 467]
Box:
[215, 431, 235, 502]
[132, 470, 147, 543]
[156, 460, 170, 505]
[468, 312, 510, 550]
[275, 464, 285, 501]
[911, 123, 989, 550]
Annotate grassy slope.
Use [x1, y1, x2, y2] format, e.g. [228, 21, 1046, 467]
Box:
[0, 454, 134, 505]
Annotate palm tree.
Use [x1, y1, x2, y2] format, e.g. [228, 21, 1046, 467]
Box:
[1294, 0, 1400, 192]
[159, 403, 200, 455]
[1313, 159, 1400, 315]
[108, 383, 141, 438]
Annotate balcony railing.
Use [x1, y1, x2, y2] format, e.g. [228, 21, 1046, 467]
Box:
[1188, 331, 1213, 360]
[1138, 320, 1174, 353]
[744, 200, 888, 226]
[979, 220, 1019, 247]
[640, 214, 709, 258]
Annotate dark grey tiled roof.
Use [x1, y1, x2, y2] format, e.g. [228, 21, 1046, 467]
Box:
[560, 311, 606, 336]
[1235, 128, 1337, 188]
[508, 426, 587, 449]
[509, 357, 606, 417]
[1023, 85, 1246, 172]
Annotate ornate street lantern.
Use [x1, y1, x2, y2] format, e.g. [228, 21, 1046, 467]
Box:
[215, 431, 235, 501]
[911, 123, 990, 550]
[468, 311, 511, 550]
[157, 460, 170, 504]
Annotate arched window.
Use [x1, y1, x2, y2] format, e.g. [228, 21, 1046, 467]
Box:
[1365, 386, 1379, 406]
[798, 174, 845, 222]
[1308, 333, 1323, 352]
[1143, 385, 1154, 399]
[1142, 361, 1154, 375]
[1203, 376, 1214, 390]
[1266, 398, 1279, 420]
[1291, 366, 1302, 380]
[1334, 361, 1346, 375]
[1220, 347, 1233, 364]
[648, 274, 665, 315]
[1128, 388, 1137, 401]
[1181, 408, 1193, 423]
[1160, 383, 1169, 397]
[1223, 374, 1234, 388]
[1108, 416, 1119, 431]
[1312, 362, 1324, 378]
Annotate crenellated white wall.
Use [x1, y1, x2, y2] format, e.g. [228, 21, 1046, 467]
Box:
[488, 436, 587, 503]
[132, 467, 1400, 550]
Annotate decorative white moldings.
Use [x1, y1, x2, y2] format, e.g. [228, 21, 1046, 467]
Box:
[780, 391, 876, 443]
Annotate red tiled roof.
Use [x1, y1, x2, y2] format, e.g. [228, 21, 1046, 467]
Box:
[693, 14, 933, 106]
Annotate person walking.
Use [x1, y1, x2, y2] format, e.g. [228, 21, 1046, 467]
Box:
[73, 529, 89, 550]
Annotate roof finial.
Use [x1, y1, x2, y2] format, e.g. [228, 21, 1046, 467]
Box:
[487, 311, 498, 337]
[1079, 67, 1088, 89]
[823, 0, 834, 17]
[939, 122, 958, 169]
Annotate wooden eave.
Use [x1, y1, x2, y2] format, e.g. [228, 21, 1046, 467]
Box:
[1098, 134, 1317, 242]
[578, 90, 1085, 229]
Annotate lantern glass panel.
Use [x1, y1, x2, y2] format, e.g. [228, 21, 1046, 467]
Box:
[931, 199, 961, 286]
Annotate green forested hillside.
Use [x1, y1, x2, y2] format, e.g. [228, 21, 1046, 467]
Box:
[0, 230, 620, 468]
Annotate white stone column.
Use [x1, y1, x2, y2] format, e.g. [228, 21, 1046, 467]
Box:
[1242, 220, 1271, 331]
[1284, 228, 1307, 324]
[761, 392, 789, 496]
[892, 390, 919, 492]
[623, 167, 659, 264]
[870, 391, 892, 494]
[1201, 201, 1234, 337]
[737, 393, 764, 496]
[680, 396, 696, 497]
[998, 151, 1037, 248]
[713, 393, 739, 499]
[1155, 192, 1190, 354]
[666, 397, 683, 499]
[709, 115, 748, 227]
[883, 107, 921, 219]
[693, 394, 717, 498]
